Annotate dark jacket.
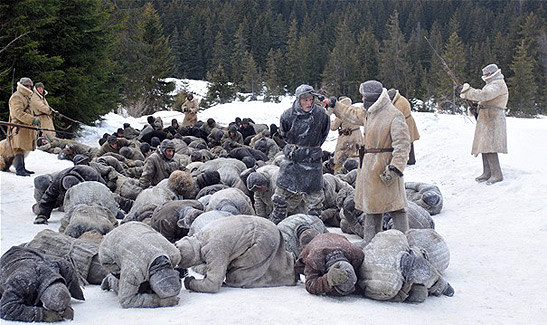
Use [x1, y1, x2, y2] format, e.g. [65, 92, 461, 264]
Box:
[38, 165, 104, 218]
[277, 101, 330, 193]
[0, 246, 83, 322]
[228, 147, 268, 163]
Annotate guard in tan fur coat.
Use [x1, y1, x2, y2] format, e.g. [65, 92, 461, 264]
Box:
[460, 63, 508, 185]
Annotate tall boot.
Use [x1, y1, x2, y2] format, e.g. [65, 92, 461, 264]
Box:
[475, 153, 490, 182]
[486, 153, 503, 185]
[407, 143, 416, 165]
[269, 193, 287, 225]
[363, 213, 383, 246]
[14, 154, 31, 177]
[390, 209, 409, 234]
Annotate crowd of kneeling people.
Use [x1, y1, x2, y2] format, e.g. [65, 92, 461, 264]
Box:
[0, 113, 453, 322]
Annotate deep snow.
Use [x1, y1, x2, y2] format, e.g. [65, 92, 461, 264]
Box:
[1, 86, 547, 324]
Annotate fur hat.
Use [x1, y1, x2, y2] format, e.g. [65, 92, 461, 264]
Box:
[207, 118, 216, 127]
[343, 158, 359, 172]
[297, 224, 319, 248]
[119, 146, 133, 159]
[19, 77, 33, 87]
[62, 175, 82, 190]
[176, 236, 203, 269]
[246, 172, 269, 191]
[241, 156, 256, 168]
[107, 134, 118, 145]
[482, 63, 499, 76]
[72, 154, 90, 166]
[196, 170, 221, 188]
[295, 84, 319, 99]
[35, 82, 45, 89]
[36, 137, 46, 147]
[151, 137, 161, 148]
[40, 282, 71, 312]
[168, 170, 194, 197]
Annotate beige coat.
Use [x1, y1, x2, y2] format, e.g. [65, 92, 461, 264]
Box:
[331, 116, 362, 167]
[333, 89, 410, 214]
[181, 98, 199, 126]
[461, 69, 508, 156]
[30, 88, 55, 137]
[8, 82, 36, 152]
[391, 90, 419, 142]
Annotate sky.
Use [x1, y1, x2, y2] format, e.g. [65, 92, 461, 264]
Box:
[1, 80, 546, 324]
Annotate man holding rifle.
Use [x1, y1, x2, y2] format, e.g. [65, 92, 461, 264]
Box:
[460, 64, 508, 185]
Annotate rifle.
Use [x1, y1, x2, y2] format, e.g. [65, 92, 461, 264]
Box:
[50, 107, 89, 127]
[424, 36, 478, 119]
[0, 121, 76, 136]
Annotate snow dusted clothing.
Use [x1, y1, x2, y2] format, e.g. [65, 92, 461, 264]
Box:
[330, 116, 362, 173]
[248, 165, 279, 217]
[295, 233, 364, 296]
[204, 188, 254, 215]
[176, 215, 296, 293]
[460, 68, 508, 156]
[37, 166, 104, 220]
[8, 82, 35, 153]
[384, 201, 434, 230]
[30, 88, 55, 137]
[0, 246, 84, 322]
[332, 89, 410, 214]
[277, 214, 329, 259]
[405, 182, 443, 215]
[63, 181, 123, 220]
[181, 97, 199, 126]
[321, 174, 355, 226]
[391, 90, 419, 143]
[358, 230, 450, 302]
[123, 179, 182, 223]
[99, 222, 181, 308]
[186, 210, 232, 236]
[139, 151, 185, 188]
[406, 229, 450, 273]
[149, 200, 204, 243]
[59, 204, 118, 238]
[195, 158, 248, 194]
[25, 229, 107, 285]
[277, 99, 330, 194]
[58, 142, 99, 162]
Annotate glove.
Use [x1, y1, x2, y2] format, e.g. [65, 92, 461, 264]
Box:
[159, 296, 180, 307]
[326, 263, 348, 287]
[41, 309, 63, 322]
[379, 165, 401, 186]
[32, 117, 41, 125]
[459, 83, 470, 98]
[183, 276, 195, 290]
[60, 306, 74, 320]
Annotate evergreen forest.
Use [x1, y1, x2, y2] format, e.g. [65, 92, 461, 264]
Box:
[1, 0, 546, 129]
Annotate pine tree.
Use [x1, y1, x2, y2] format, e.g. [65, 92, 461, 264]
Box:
[263, 49, 285, 103]
[230, 23, 248, 89]
[284, 19, 301, 93]
[379, 10, 413, 94]
[241, 51, 261, 98]
[352, 28, 380, 99]
[118, 2, 175, 117]
[322, 20, 358, 96]
[435, 31, 466, 113]
[1, 0, 119, 126]
[205, 64, 235, 105]
[508, 40, 538, 116]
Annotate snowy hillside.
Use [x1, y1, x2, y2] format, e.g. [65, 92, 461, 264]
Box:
[1, 89, 547, 323]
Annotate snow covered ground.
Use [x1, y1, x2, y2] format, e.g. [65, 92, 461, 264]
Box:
[1, 91, 547, 324]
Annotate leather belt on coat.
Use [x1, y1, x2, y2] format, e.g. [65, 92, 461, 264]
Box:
[357, 146, 394, 168]
[338, 127, 360, 136]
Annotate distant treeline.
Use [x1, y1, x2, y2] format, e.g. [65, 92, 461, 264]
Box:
[1, 0, 545, 126]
